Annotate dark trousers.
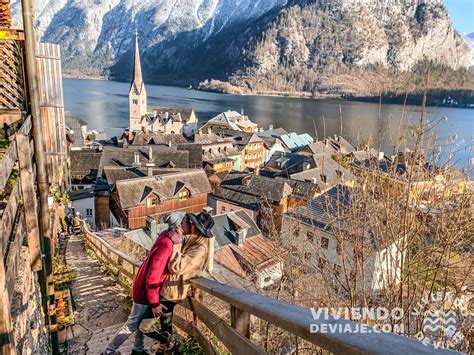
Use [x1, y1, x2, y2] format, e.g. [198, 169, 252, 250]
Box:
[142, 296, 177, 343]
[159, 296, 177, 336]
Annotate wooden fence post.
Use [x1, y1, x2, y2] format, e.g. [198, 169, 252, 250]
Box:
[16, 132, 42, 271]
[231, 305, 251, 339]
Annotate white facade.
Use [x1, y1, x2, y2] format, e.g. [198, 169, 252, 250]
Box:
[281, 214, 403, 292]
[70, 196, 95, 229]
[263, 140, 286, 163]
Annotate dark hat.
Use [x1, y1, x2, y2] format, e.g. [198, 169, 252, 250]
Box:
[187, 211, 215, 238]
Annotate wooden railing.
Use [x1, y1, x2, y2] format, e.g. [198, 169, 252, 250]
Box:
[82, 224, 458, 355]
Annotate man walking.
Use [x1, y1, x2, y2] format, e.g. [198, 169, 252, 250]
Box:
[102, 212, 186, 355]
[65, 213, 73, 234]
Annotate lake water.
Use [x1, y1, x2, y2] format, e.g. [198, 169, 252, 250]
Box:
[63, 78, 473, 168]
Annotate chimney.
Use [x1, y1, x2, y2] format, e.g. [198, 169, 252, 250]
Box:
[134, 152, 140, 166]
[236, 228, 247, 246]
[379, 151, 384, 160]
[145, 216, 159, 239]
[149, 146, 153, 161]
[311, 177, 317, 184]
[203, 206, 214, 215]
[147, 166, 153, 176]
[168, 141, 172, 147]
[269, 124, 273, 131]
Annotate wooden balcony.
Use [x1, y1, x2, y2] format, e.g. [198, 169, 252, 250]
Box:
[82, 224, 458, 355]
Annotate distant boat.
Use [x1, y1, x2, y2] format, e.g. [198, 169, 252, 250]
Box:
[187, 85, 193, 90]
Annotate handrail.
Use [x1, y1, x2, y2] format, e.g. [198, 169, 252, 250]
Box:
[83, 223, 141, 268]
[82, 224, 459, 355]
[190, 278, 457, 355]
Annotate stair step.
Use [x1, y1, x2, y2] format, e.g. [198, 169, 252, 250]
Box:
[86, 323, 157, 354]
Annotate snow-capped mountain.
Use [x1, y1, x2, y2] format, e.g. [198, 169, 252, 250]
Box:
[11, 0, 288, 77]
[11, 0, 471, 89]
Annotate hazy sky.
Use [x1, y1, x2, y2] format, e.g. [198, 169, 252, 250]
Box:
[443, 0, 474, 34]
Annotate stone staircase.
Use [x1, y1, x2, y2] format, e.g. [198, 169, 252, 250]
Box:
[65, 233, 159, 354]
[85, 323, 157, 354]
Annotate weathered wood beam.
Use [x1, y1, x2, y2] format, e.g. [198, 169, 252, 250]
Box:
[230, 305, 250, 339]
[16, 132, 42, 271]
[173, 314, 219, 355]
[181, 297, 263, 355]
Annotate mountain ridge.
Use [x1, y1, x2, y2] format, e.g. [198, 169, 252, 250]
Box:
[11, 0, 472, 97]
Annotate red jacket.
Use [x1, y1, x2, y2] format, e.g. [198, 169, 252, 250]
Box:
[132, 230, 174, 307]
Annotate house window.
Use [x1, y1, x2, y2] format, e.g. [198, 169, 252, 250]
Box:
[318, 257, 326, 269]
[178, 190, 190, 200]
[133, 99, 138, 105]
[306, 231, 314, 243]
[320, 174, 328, 183]
[263, 276, 272, 283]
[221, 206, 226, 213]
[304, 252, 312, 261]
[320, 236, 329, 250]
[86, 208, 93, 217]
[147, 197, 159, 208]
[334, 264, 341, 277]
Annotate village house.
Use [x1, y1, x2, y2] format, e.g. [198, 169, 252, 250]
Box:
[211, 210, 283, 289]
[69, 149, 102, 190]
[295, 140, 338, 157]
[128, 32, 197, 136]
[109, 169, 212, 229]
[261, 151, 354, 190]
[208, 171, 319, 234]
[195, 133, 242, 172]
[281, 185, 403, 292]
[326, 135, 356, 155]
[97, 145, 193, 175]
[124, 131, 189, 146]
[65, 111, 88, 147]
[213, 129, 265, 171]
[256, 126, 288, 163]
[278, 132, 314, 152]
[198, 110, 258, 134]
[69, 187, 96, 228]
[349, 150, 468, 199]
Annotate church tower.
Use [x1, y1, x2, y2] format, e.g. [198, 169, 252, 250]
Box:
[129, 31, 147, 131]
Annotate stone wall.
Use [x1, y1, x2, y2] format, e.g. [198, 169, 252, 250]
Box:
[11, 247, 50, 354]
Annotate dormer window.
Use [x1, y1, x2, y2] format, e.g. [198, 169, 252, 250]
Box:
[178, 189, 190, 200]
[146, 195, 160, 208]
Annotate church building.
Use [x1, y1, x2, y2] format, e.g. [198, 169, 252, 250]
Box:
[129, 32, 198, 137]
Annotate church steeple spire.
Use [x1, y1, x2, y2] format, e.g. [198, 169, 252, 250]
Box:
[129, 30, 147, 131]
[132, 30, 143, 90]
[131, 30, 144, 93]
